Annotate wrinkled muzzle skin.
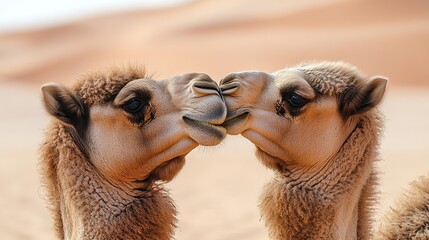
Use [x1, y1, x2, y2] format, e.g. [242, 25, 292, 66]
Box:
[220, 71, 289, 170]
[220, 71, 276, 135]
[173, 73, 228, 146]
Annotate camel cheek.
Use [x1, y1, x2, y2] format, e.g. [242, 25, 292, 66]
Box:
[87, 106, 149, 178]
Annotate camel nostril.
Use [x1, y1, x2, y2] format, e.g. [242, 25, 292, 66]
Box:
[220, 81, 240, 95]
[192, 81, 221, 96]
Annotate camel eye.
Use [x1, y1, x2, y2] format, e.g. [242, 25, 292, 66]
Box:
[287, 93, 308, 108]
[122, 98, 144, 113]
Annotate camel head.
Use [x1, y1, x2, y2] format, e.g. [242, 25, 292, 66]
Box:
[220, 62, 387, 173]
[41, 68, 226, 195]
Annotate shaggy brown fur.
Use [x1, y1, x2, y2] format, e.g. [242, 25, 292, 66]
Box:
[259, 112, 382, 240]
[40, 67, 175, 240]
[40, 124, 176, 240]
[376, 174, 429, 239]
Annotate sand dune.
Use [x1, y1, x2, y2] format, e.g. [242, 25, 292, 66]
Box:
[1, 0, 428, 85]
[1, 0, 429, 239]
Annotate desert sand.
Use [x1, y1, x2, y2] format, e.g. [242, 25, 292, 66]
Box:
[1, 0, 428, 239]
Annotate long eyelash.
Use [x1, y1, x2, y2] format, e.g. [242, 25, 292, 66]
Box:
[146, 106, 156, 124]
[129, 104, 156, 127]
[276, 97, 307, 117]
[275, 100, 303, 117]
[275, 100, 286, 116]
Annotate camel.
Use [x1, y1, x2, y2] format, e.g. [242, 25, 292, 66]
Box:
[221, 61, 429, 239]
[221, 61, 387, 239]
[376, 174, 429, 239]
[40, 66, 227, 239]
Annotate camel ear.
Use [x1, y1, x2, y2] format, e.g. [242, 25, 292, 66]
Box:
[41, 83, 86, 129]
[340, 76, 388, 117]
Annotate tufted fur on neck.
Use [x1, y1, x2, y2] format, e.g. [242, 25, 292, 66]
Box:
[40, 123, 176, 240]
[259, 111, 382, 240]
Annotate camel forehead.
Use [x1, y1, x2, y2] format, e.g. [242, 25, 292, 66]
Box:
[114, 79, 161, 105]
[274, 69, 308, 87]
[73, 66, 148, 106]
[273, 69, 316, 99]
[294, 62, 365, 96]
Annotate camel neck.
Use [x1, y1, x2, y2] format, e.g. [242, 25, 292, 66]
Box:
[41, 124, 176, 240]
[60, 149, 176, 240]
[259, 113, 381, 240]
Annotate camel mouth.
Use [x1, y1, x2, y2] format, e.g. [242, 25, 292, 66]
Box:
[183, 116, 226, 139]
[222, 111, 250, 129]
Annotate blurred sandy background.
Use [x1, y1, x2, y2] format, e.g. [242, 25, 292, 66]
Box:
[1, 0, 428, 239]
